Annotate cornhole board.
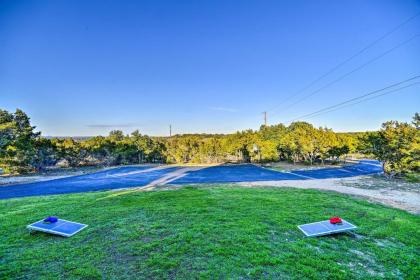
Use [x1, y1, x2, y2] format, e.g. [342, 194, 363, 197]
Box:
[298, 219, 357, 237]
[27, 219, 88, 237]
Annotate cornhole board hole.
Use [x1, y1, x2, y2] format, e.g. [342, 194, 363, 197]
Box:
[298, 219, 357, 237]
[27, 219, 88, 237]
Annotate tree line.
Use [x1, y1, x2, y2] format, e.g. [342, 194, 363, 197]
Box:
[0, 108, 418, 178]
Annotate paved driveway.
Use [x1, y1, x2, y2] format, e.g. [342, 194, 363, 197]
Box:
[172, 160, 383, 184]
[0, 160, 382, 199]
[0, 166, 180, 199]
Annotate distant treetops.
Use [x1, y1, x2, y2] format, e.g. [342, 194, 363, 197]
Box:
[0, 108, 418, 178]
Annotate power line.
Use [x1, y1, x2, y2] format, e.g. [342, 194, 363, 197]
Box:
[301, 82, 420, 120]
[289, 75, 420, 120]
[284, 75, 420, 123]
[274, 33, 420, 115]
[291, 82, 420, 122]
[267, 11, 420, 114]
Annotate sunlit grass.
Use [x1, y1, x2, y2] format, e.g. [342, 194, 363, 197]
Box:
[0, 186, 419, 279]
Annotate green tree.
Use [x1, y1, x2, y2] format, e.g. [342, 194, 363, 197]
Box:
[0, 109, 40, 173]
[280, 122, 318, 164]
[362, 116, 419, 177]
[32, 138, 57, 170]
[317, 128, 338, 164]
[52, 138, 82, 167]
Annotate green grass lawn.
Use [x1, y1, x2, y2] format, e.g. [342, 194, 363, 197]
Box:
[1, 186, 419, 279]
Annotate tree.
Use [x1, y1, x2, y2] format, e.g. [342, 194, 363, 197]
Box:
[130, 130, 156, 163]
[108, 130, 125, 142]
[317, 128, 338, 164]
[32, 138, 57, 170]
[328, 133, 358, 162]
[52, 138, 84, 167]
[0, 110, 15, 158]
[81, 136, 111, 165]
[0, 109, 40, 173]
[280, 122, 318, 164]
[362, 116, 419, 177]
[2, 107, 418, 176]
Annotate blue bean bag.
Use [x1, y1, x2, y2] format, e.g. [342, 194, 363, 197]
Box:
[43, 216, 58, 223]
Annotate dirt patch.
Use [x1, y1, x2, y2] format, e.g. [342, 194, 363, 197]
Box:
[340, 175, 420, 192]
[235, 176, 420, 214]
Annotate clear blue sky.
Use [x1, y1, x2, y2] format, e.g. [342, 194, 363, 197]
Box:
[1, 0, 419, 136]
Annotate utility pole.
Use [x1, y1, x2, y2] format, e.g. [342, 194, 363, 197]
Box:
[169, 124, 172, 137]
[263, 111, 267, 126]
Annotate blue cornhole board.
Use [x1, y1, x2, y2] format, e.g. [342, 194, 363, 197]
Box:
[27, 219, 88, 237]
[298, 219, 357, 237]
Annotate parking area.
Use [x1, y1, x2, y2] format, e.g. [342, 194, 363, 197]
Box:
[0, 166, 180, 199]
[172, 160, 383, 184]
[0, 161, 382, 199]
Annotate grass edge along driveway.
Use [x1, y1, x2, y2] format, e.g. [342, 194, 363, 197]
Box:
[1, 186, 419, 279]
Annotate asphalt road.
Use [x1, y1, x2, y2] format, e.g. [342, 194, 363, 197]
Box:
[0, 160, 382, 199]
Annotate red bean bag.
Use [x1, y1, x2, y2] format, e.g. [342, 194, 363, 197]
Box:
[329, 217, 342, 224]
